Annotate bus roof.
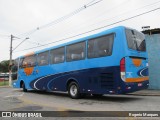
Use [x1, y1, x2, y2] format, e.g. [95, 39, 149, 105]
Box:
[18, 26, 127, 58]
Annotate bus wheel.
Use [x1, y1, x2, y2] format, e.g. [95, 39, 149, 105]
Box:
[22, 83, 27, 92]
[68, 82, 80, 99]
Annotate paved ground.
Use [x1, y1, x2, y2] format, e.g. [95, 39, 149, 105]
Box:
[128, 89, 160, 96]
[0, 87, 160, 120]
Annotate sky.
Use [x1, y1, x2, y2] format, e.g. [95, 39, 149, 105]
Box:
[0, 0, 160, 61]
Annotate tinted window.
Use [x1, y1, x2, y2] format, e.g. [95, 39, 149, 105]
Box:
[66, 42, 85, 62]
[12, 59, 18, 72]
[19, 58, 24, 69]
[22, 55, 36, 68]
[50, 47, 65, 64]
[126, 29, 146, 51]
[88, 34, 114, 58]
[38, 51, 49, 66]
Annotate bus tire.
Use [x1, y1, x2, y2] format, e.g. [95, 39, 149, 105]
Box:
[68, 82, 80, 99]
[22, 83, 27, 92]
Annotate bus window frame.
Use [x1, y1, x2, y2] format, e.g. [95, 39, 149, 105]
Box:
[19, 57, 24, 69]
[22, 55, 37, 68]
[50, 47, 65, 64]
[37, 51, 49, 66]
[125, 28, 146, 52]
[87, 33, 115, 59]
[66, 41, 86, 62]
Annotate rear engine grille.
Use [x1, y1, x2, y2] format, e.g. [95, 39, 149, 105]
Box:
[100, 73, 114, 89]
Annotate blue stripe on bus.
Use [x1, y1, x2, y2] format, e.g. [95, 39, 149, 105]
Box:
[137, 67, 148, 77]
[30, 66, 118, 92]
[29, 66, 148, 94]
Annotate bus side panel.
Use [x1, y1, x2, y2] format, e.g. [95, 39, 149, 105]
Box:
[29, 66, 121, 94]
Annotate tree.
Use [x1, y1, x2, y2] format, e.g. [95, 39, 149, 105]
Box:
[0, 60, 10, 73]
[0, 59, 17, 73]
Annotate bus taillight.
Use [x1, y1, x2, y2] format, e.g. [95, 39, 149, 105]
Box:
[120, 58, 125, 72]
[120, 58, 126, 81]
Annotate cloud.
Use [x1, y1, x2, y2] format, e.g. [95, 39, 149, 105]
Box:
[0, 0, 160, 61]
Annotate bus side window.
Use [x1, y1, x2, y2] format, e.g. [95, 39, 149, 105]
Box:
[97, 35, 114, 56]
[88, 39, 95, 58]
[38, 51, 49, 66]
[66, 41, 85, 62]
[22, 55, 36, 68]
[19, 58, 24, 69]
[88, 33, 114, 58]
[22, 61, 27, 68]
[50, 47, 65, 64]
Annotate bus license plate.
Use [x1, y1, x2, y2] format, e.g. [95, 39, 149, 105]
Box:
[138, 83, 142, 87]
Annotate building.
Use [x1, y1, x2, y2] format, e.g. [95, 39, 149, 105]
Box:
[142, 28, 160, 89]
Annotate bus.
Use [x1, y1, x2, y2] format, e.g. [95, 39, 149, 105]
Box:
[13, 26, 149, 99]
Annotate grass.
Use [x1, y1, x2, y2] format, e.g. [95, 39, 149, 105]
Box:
[0, 80, 9, 86]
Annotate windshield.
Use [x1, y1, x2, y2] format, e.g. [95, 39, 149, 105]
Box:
[125, 28, 146, 51]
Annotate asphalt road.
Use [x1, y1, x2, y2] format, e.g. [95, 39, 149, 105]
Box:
[0, 87, 160, 120]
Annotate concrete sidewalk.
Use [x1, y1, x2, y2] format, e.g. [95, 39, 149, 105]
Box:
[0, 85, 11, 88]
[128, 89, 160, 96]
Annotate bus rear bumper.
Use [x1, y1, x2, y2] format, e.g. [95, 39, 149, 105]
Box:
[119, 80, 149, 94]
[81, 80, 149, 95]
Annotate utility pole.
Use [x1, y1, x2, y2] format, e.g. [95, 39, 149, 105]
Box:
[9, 35, 13, 87]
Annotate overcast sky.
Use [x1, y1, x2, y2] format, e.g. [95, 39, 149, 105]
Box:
[0, 0, 160, 61]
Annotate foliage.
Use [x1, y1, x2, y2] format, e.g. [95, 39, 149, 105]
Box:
[0, 60, 10, 73]
[0, 60, 16, 73]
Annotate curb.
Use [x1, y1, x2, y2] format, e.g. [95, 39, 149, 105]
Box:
[127, 90, 160, 96]
[128, 93, 160, 96]
[0, 86, 11, 88]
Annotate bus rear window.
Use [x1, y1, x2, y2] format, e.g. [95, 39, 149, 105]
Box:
[125, 29, 146, 51]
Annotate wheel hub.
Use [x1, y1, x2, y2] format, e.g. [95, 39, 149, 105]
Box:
[70, 85, 77, 96]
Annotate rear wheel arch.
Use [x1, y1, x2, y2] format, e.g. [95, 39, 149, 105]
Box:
[66, 78, 79, 91]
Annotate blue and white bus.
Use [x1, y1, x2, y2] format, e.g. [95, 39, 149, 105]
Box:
[13, 26, 149, 98]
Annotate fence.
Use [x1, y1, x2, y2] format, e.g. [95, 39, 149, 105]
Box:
[0, 78, 9, 86]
